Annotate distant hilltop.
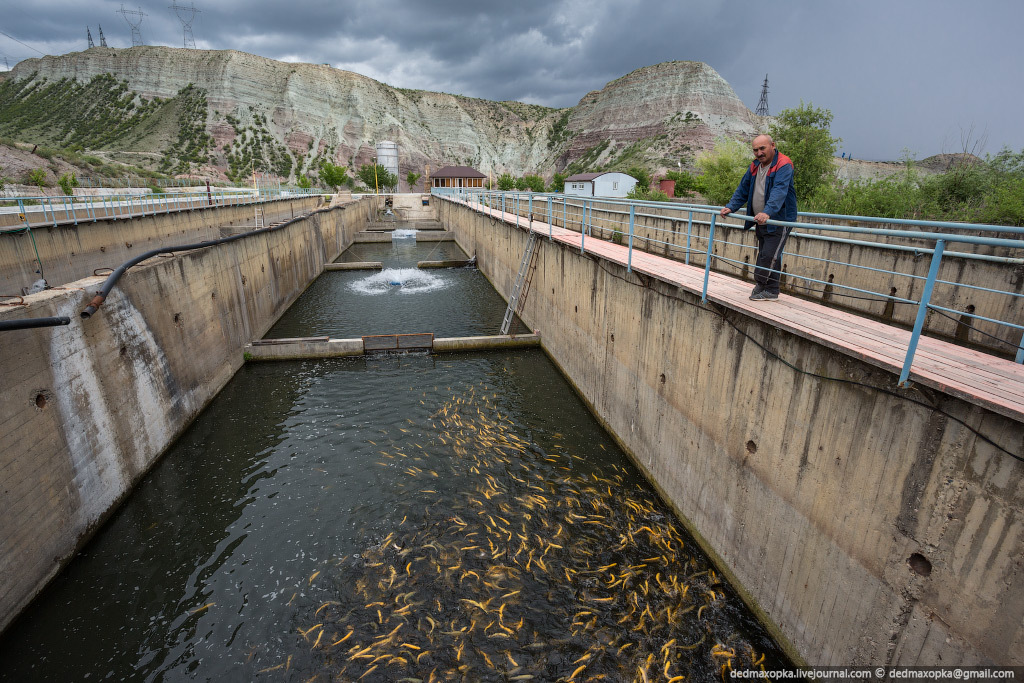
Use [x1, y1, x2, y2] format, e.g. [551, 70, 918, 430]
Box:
[1, 47, 760, 188]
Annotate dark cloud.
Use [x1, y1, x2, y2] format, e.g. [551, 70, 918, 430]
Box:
[0, 0, 1020, 160]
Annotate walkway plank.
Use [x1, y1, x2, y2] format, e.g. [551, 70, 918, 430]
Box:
[462, 199, 1024, 422]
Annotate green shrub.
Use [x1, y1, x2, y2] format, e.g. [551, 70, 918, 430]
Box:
[664, 169, 699, 198]
[27, 168, 47, 189]
[496, 173, 516, 191]
[694, 138, 750, 206]
[58, 172, 78, 196]
[626, 166, 651, 190]
[547, 172, 567, 193]
[520, 174, 546, 192]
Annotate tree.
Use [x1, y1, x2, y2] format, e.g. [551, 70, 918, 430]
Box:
[318, 162, 348, 191]
[547, 171, 567, 193]
[521, 174, 546, 192]
[357, 164, 397, 192]
[297, 173, 312, 189]
[769, 102, 841, 202]
[626, 166, 651, 191]
[406, 171, 422, 191]
[496, 173, 516, 191]
[694, 138, 750, 205]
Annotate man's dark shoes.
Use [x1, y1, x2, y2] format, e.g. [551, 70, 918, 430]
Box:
[749, 290, 778, 301]
[749, 284, 764, 298]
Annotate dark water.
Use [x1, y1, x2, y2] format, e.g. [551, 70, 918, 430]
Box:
[0, 242, 790, 682]
[266, 241, 526, 339]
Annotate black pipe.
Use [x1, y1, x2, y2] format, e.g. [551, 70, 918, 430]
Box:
[81, 205, 334, 319]
[0, 316, 71, 331]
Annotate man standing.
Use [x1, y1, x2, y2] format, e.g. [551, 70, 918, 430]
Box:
[719, 135, 798, 301]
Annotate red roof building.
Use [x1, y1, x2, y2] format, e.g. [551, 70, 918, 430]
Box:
[431, 165, 486, 188]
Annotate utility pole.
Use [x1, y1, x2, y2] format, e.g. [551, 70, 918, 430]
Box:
[755, 74, 770, 117]
[169, 1, 201, 49]
[117, 5, 147, 47]
[87, 27, 95, 49]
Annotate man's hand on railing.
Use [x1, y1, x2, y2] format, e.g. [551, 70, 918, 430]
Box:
[719, 207, 731, 217]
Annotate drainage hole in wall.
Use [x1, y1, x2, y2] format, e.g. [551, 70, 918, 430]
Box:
[34, 390, 51, 410]
[211, 291, 217, 299]
[173, 313, 182, 324]
[908, 553, 932, 577]
[610, 334, 615, 342]
[120, 345, 127, 356]
[574, 305, 578, 313]
[745, 440, 758, 455]
[659, 373, 666, 384]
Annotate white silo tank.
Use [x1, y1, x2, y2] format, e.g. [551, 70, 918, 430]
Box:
[375, 141, 399, 186]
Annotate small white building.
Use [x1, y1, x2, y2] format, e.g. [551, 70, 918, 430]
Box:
[564, 172, 637, 198]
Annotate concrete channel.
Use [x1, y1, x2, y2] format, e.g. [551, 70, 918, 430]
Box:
[1, 192, 1021, 671]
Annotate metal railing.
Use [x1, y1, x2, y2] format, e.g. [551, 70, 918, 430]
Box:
[434, 188, 1024, 387]
[0, 187, 320, 231]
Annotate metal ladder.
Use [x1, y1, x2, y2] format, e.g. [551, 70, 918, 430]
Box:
[500, 230, 538, 335]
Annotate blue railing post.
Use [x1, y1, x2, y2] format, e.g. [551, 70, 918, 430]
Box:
[1016, 339, 1024, 364]
[502, 192, 506, 218]
[685, 211, 693, 266]
[899, 239, 946, 387]
[701, 213, 717, 303]
[580, 200, 587, 254]
[528, 194, 533, 229]
[18, 199, 28, 228]
[547, 197, 553, 240]
[627, 204, 635, 272]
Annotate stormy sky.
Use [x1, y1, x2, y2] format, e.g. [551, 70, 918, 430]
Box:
[0, 0, 1019, 162]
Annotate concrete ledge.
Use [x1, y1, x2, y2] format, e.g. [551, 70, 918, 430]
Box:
[433, 334, 540, 352]
[244, 337, 364, 360]
[417, 260, 474, 268]
[353, 230, 456, 243]
[325, 262, 383, 271]
[415, 231, 455, 242]
[353, 231, 395, 243]
[244, 333, 541, 360]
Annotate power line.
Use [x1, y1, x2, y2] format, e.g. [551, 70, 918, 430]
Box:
[0, 30, 46, 56]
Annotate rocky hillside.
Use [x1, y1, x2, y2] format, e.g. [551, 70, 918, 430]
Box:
[0, 47, 761, 189]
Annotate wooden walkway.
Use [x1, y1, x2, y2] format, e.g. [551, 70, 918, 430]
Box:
[467, 200, 1024, 423]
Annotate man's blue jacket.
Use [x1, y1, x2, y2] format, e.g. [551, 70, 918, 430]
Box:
[724, 150, 798, 233]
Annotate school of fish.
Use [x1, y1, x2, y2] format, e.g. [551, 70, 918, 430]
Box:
[262, 384, 786, 681]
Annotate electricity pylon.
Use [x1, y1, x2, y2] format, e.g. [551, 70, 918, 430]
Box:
[170, 2, 201, 49]
[117, 5, 147, 47]
[755, 74, 769, 117]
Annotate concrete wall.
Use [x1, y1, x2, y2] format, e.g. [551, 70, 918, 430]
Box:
[1, 195, 322, 294]
[495, 195, 1024, 358]
[0, 197, 371, 634]
[439, 197, 1024, 666]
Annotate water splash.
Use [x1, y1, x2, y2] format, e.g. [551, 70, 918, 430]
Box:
[391, 229, 417, 239]
[349, 268, 448, 295]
